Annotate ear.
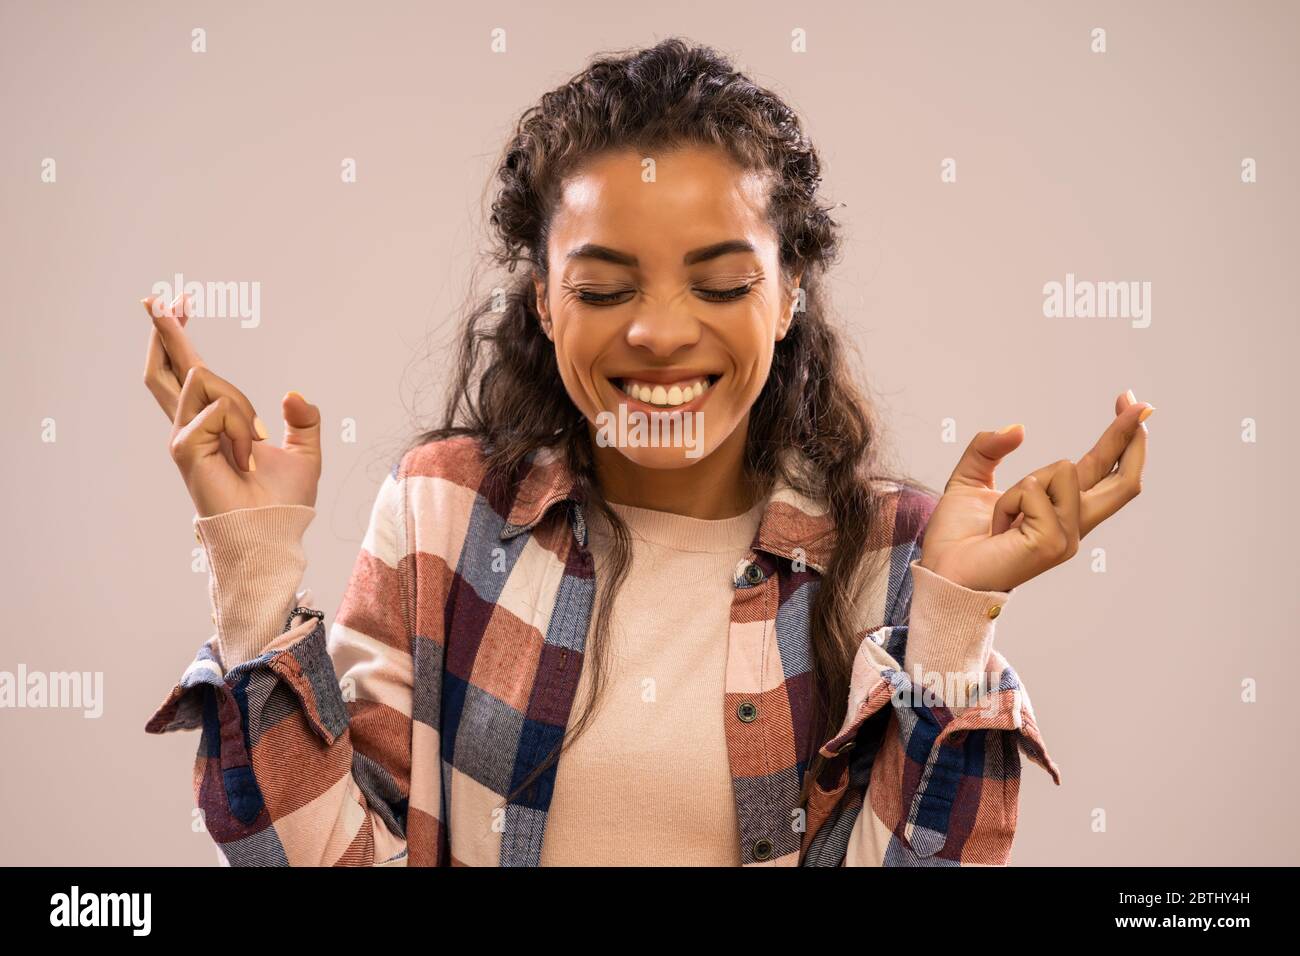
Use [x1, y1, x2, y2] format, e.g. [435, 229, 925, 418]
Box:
[775, 270, 804, 342]
[532, 273, 553, 341]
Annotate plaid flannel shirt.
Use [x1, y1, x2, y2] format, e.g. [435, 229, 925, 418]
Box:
[146, 435, 1060, 866]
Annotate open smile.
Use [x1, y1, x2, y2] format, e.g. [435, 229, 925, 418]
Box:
[607, 373, 720, 413]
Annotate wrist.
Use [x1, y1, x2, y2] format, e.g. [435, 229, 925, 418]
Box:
[918, 553, 1018, 593]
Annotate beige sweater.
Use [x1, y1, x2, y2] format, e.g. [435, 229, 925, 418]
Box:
[538, 499, 766, 867]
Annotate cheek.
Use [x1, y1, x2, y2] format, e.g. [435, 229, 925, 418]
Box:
[552, 323, 605, 410]
[722, 314, 777, 393]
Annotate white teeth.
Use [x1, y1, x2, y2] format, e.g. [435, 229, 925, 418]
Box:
[617, 376, 714, 407]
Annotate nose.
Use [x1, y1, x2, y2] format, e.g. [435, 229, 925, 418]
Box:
[624, 295, 702, 358]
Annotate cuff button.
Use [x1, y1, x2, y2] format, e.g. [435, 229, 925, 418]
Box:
[987, 604, 1002, 619]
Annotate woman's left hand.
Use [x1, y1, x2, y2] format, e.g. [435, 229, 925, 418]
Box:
[918, 390, 1153, 592]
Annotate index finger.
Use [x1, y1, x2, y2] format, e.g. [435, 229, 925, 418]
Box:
[1080, 415, 1147, 537]
[144, 293, 204, 382]
[141, 295, 193, 420]
[1074, 396, 1152, 490]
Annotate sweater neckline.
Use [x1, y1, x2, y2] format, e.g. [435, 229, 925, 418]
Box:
[589, 498, 767, 553]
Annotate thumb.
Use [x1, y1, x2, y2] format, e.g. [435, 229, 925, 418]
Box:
[945, 423, 1025, 491]
[282, 390, 322, 453]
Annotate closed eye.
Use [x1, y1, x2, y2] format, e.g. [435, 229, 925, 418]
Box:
[574, 284, 754, 305]
[696, 284, 753, 302]
[575, 289, 634, 305]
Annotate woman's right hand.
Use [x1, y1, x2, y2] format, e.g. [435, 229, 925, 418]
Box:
[141, 293, 322, 518]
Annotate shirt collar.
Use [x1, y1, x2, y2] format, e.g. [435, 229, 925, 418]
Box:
[499, 444, 837, 574]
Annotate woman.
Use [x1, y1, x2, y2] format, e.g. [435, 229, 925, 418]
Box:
[140, 38, 1151, 867]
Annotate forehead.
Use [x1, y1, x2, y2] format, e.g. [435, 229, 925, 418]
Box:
[548, 146, 775, 257]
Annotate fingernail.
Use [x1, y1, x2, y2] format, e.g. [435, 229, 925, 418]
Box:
[1125, 389, 1136, 404]
[253, 416, 269, 440]
[285, 390, 305, 403]
[996, 423, 1022, 435]
[247, 452, 257, 472]
[1137, 405, 1155, 423]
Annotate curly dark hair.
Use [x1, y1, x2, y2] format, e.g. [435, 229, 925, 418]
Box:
[412, 37, 924, 809]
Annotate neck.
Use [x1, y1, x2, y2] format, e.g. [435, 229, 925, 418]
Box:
[587, 415, 757, 519]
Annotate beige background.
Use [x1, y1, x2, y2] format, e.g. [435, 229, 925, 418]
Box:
[1, 0, 1296, 865]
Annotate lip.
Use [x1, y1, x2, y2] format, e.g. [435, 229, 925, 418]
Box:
[605, 368, 721, 385]
[605, 373, 720, 415]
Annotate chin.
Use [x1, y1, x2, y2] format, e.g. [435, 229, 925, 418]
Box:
[588, 402, 729, 469]
[611, 442, 716, 470]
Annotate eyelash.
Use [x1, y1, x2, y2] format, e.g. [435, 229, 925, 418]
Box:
[576, 284, 753, 305]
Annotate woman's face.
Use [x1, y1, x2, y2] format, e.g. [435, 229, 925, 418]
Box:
[533, 144, 800, 470]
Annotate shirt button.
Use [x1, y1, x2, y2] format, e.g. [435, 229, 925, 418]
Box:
[987, 604, 1002, 619]
[737, 700, 758, 723]
[743, 563, 764, 585]
[752, 838, 774, 861]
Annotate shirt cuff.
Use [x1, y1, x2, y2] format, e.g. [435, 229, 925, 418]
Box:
[902, 558, 1011, 707]
[194, 504, 316, 669]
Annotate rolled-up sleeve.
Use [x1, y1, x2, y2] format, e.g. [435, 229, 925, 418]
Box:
[145, 467, 421, 867]
[902, 559, 1009, 707]
[810, 560, 1059, 867]
[193, 504, 317, 668]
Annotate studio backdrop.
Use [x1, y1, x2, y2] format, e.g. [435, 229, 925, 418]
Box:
[0, 0, 1295, 865]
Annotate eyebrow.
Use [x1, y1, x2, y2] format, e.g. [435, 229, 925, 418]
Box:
[565, 239, 757, 268]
